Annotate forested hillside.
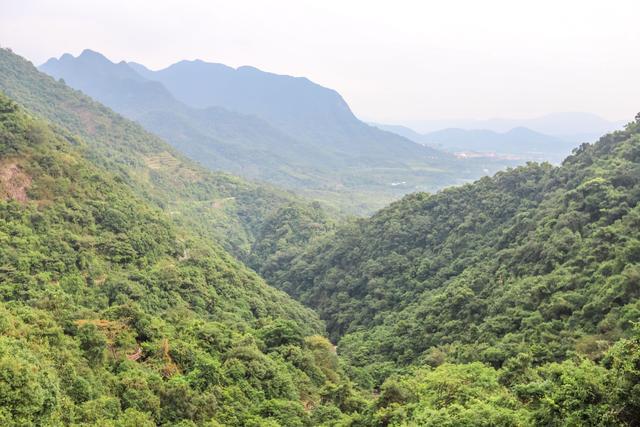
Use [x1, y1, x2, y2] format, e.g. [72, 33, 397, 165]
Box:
[3, 46, 640, 426]
[0, 93, 371, 425]
[271, 115, 640, 380]
[0, 47, 329, 270]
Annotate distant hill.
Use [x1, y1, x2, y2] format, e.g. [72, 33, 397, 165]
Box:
[129, 60, 358, 143]
[395, 112, 625, 142]
[40, 50, 331, 188]
[422, 127, 570, 155]
[41, 50, 516, 213]
[375, 124, 583, 162]
[370, 123, 425, 142]
[479, 112, 626, 140]
[128, 59, 420, 157]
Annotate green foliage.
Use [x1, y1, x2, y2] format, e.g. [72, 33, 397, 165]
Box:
[258, 319, 305, 349]
[367, 330, 640, 426]
[271, 115, 640, 386]
[0, 47, 332, 276]
[77, 324, 108, 366]
[248, 202, 335, 283]
[372, 362, 528, 426]
[0, 337, 59, 426]
[0, 92, 361, 425]
[603, 327, 640, 424]
[2, 46, 640, 425]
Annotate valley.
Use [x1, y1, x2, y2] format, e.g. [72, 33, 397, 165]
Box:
[0, 36, 638, 427]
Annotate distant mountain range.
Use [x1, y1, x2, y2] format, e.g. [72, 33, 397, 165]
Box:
[40, 50, 514, 213]
[41, 50, 331, 185]
[373, 124, 580, 162]
[390, 113, 625, 143]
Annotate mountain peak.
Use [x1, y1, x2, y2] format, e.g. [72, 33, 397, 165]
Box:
[78, 48, 110, 62]
[169, 59, 235, 72]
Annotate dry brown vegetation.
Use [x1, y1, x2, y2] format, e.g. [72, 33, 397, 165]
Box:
[0, 161, 31, 202]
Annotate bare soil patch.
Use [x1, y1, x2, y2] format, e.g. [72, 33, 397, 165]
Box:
[0, 162, 31, 202]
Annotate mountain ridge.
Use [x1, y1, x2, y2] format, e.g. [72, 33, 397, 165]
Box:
[3, 45, 640, 426]
[1, 46, 333, 269]
[392, 112, 625, 140]
[39, 49, 516, 213]
[375, 123, 585, 162]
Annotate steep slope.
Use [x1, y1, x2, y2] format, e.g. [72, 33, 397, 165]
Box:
[41, 50, 332, 190]
[3, 46, 640, 426]
[271, 115, 640, 381]
[0, 47, 329, 266]
[128, 59, 437, 158]
[369, 123, 425, 142]
[0, 93, 364, 425]
[42, 51, 517, 213]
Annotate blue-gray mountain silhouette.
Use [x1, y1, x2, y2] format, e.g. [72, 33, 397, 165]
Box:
[374, 123, 583, 162]
[41, 50, 514, 212]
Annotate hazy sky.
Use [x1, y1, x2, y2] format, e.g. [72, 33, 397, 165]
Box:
[1, 0, 639, 122]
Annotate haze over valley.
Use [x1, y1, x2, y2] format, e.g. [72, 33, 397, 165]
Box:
[39, 49, 521, 213]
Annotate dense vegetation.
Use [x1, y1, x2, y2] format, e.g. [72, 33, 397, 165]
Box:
[0, 92, 372, 425]
[2, 45, 640, 425]
[271, 115, 640, 382]
[367, 331, 640, 426]
[0, 47, 330, 270]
